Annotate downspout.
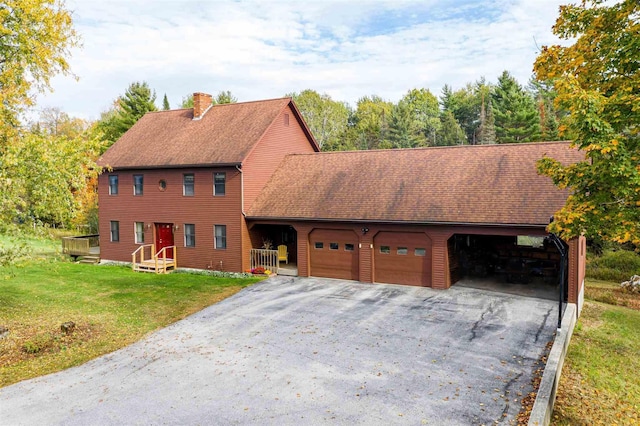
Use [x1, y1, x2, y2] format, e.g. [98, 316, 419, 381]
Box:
[549, 217, 567, 330]
[236, 165, 244, 215]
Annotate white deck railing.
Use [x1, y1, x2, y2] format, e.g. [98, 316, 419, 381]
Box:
[250, 249, 279, 272]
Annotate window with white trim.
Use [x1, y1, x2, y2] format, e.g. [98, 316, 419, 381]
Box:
[135, 222, 145, 244]
[214, 225, 226, 249]
[184, 224, 195, 247]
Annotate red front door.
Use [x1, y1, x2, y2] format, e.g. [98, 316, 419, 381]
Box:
[155, 223, 174, 258]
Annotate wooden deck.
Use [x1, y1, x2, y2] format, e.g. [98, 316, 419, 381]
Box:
[132, 244, 177, 274]
[62, 235, 100, 263]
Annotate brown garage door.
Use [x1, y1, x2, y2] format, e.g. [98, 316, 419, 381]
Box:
[374, 232, 432, 286]
[309, 229, 359, 280]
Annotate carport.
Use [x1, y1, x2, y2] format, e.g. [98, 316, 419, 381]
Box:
[448, 233, 567, 301]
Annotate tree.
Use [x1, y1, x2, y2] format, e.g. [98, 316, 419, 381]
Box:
[97, 81, 157, 146]
[289, 90, 350, 151]
[441, 80, 491, 144]
[387, 102, 425, 148]
[181, 94, 194, 108]
[162, 93, 170, 110]
[0, 0, 79, 149]
[215, 90, 237, 104]
[398, 88, 440, 145]
[528, 78, 565, 141]
[350, 96, 393, 150]
[534, 0, 640, 245]
[491, 71, 541, 143]
[436, 111, 467, 146]
[477, 95, 496, 144]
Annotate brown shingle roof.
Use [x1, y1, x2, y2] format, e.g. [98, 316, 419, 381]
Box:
[247, 142, 584, 227]
[97, 97, 315, 169]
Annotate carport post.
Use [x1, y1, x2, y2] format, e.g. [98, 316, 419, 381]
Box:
[549, 232, 567, 330]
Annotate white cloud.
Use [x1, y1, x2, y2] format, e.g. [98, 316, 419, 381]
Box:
[38, 0, 567, 120]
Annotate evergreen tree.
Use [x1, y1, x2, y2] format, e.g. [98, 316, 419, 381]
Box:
[491, 71, 541, 143]
[162, 93, 170, 110]
[440, 79, 491, 144]
[436, 111, 467, 146]
[387, 102, 425, 148]
[96, 82, 157, 146]
[529, 78, 564, 141]
[477, 95, 496, 144]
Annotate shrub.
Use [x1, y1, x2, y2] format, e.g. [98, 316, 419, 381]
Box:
[587, 249, 640, 282]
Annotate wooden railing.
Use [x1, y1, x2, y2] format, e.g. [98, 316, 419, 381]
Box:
[154, 246, 177, 274]
[132, 244, 155, 268]
[250, 249, 279, 272]
[132, 244, 176, 274]
[62, 234, 99, 256]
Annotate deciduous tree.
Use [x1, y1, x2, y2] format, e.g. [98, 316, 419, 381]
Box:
[534, 0, 640, 245]
[0, 0, 79, 148]
[289, 89, 350, 151]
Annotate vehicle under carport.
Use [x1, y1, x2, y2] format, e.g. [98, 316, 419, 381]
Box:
[448, 233, 568, 302]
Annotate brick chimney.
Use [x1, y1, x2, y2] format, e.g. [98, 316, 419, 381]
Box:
[193, 92, 213, 120]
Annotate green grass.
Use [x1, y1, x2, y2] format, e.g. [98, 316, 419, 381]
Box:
[0, 261, 262, 387]
[552, 279, 640, 425]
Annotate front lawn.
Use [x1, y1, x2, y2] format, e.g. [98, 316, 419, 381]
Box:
[551, 279, 640, 424]
[0, 262, 262, 387]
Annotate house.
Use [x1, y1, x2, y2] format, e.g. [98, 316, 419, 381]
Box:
[97, 93, 319, 273]
[97, 93, 586, 316]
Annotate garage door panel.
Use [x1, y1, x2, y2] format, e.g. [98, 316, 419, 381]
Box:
[374, 232, 432, 286]
[310, 230, 359, 280]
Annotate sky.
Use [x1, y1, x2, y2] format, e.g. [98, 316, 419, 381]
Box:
[38, 0, 568, 121]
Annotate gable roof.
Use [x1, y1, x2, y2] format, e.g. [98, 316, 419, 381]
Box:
[97, 97, 318, 169]
[247, 141, 584, 227]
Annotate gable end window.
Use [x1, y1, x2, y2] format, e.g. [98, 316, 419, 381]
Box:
[133, 175, 143, 196]
[108, 175, 118, 195]
[214, 172, 226, 196]
[110, 221, 120, 242]
[183, 174, 194, 196]
[184, 224, 195, 247]
[214, 225, 227, 249]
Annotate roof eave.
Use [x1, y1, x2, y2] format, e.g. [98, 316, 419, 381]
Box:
[244, 216, 549, 229]
[99, 162, 243, 171]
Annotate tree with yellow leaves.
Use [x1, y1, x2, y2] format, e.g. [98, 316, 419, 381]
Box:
[534, 0, 640, 246]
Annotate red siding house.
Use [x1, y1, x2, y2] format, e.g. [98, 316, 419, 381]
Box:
[97, 93, 587, 317]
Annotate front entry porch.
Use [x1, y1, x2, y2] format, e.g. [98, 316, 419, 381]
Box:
[249, 224, 297, 276]
[132, 244, 177, 274]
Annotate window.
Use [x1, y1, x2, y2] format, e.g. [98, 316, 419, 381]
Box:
[517, 236, 544, 248]
[345, 243, 355, 251]
[214, 225, 227, 249]
[380, 245, 390, 254]
[108, 175, 118, 195]
[184, 224, 195, 247]
[314, 242, 323, 249]
[133, 175, 143, 196]
[415, 248, 426, 256]
[158, 179, 167, 191]
[397, 247, 408, 255]
[214, 173, 226, 196]
[110, 221, 120, 242]
[135, 222, 145, 244]
[329, 242, 339, 250]
[183, 174, 194, 196]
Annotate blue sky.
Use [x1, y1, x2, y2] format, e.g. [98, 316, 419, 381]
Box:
[37, 0, 568, 120]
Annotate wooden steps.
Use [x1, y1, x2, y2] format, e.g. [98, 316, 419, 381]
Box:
[133, 258, 176, 274]
[78, 255, 100, 264]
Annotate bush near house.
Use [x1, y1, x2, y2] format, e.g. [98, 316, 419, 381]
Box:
[586, 249, 640, 282]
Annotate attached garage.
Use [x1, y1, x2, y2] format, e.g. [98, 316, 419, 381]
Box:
[309, 229, 359, 280]
[374, 232, 432, 287]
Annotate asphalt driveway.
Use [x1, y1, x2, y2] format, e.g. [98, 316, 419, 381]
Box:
[0, 276, 556, 425]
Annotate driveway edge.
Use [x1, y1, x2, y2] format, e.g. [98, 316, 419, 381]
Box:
[528, 303, 577, 426]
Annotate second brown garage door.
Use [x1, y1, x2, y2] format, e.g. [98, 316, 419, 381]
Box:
[374, 232, 432, 286]
[309, 229, 359, 280]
